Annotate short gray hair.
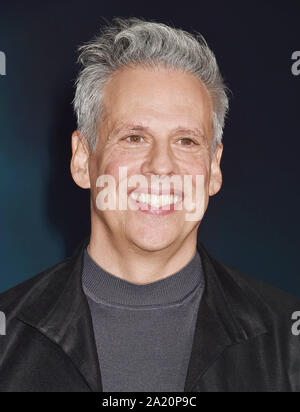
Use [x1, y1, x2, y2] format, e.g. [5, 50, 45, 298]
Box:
[73, 17, 229, 153]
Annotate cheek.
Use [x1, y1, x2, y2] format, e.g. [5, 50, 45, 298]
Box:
[94, 149, 143, 188]
[180, 159, 211, 206]
[181, 158, 210, 185]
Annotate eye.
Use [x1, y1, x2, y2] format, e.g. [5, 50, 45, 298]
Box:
[177, 138, 196, 146]
[124, 135, 145, 144]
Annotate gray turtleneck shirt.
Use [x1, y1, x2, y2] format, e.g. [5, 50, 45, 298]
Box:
[82, 247, 205, 392]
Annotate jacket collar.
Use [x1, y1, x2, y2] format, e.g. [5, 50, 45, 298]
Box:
[17, 236, 269, 392]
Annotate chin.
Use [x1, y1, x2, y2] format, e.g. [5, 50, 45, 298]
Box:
[128, 233, 178, 253]
[124, 211, 188, 252]
[131, 241, 175, 253]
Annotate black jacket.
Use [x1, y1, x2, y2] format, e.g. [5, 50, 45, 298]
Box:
[0, 237, 299, 392]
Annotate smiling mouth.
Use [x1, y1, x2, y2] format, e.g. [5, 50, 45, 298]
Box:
[128, 191, 183, 213]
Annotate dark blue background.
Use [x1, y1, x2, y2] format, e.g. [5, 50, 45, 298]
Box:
[0, 0, 299, 296]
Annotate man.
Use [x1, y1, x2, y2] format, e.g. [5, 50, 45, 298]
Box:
[0, 17, 299, 392]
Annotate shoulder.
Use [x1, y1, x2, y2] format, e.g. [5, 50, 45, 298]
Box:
[215, 258, 300, 324]
[0, 238, 88, 319]
[0, 257, 73, 319]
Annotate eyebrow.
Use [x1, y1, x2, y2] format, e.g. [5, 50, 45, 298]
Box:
[111, 122, 205, 139]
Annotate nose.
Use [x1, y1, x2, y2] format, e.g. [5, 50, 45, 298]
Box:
[141, 140, 179, 176]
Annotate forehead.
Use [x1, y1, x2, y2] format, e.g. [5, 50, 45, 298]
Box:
[101, 65, 213, 137]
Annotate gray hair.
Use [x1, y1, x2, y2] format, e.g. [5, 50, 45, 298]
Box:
[73, 17, 229, 153]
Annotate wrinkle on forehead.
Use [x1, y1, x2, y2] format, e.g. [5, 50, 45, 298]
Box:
[98, 65, 214, 146]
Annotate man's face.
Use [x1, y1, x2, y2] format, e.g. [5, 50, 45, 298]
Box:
[72, 65, 223, 252]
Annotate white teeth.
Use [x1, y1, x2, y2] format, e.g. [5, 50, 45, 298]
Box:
[130, 192, 139, 201]
[140, 193, 149, 204]
[130, 192, 180, 207]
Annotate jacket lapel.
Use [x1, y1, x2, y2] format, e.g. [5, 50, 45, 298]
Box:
[17, 237, 102, 392]
[184, 240, 269, 391]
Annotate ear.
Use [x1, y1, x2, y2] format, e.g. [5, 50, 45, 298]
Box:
[209, 143, 223, 196]
[70, 131, 91, 189]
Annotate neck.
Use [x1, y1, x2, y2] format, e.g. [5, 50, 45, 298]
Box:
[88, 217, 199, 285]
